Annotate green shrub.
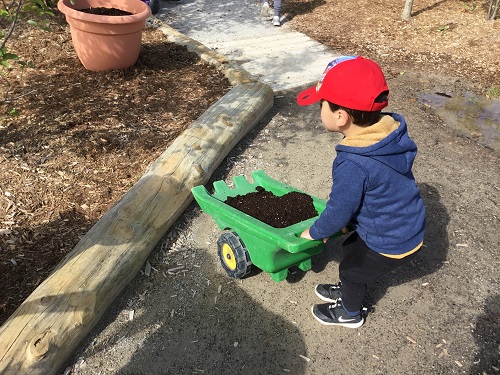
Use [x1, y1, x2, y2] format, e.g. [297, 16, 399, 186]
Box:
[0, 0, 54, 69]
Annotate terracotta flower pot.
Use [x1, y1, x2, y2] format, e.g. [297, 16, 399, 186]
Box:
[57, 0, 151, 71]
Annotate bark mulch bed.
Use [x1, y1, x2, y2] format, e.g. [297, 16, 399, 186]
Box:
[0, 17, 231, 326]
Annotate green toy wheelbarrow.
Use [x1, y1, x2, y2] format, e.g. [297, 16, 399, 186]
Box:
[191, 170, 344, 282]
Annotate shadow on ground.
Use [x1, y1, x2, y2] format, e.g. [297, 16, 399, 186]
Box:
[68, 247, 308, 375]
[471, 294, 500, 374]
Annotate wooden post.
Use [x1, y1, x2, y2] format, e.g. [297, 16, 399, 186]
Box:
[0, 81, 274, 375]
[402, 0, 414, 20]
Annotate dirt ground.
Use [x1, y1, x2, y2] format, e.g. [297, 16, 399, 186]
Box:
[288, 0, 500, 93]
[65, 82, 499, 374]
[1, 0, 499, 374]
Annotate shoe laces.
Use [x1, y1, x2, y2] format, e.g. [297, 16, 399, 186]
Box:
[327, 284, 341, 299]
[328, 298, 342, 309]
[329, 300, 368, 316]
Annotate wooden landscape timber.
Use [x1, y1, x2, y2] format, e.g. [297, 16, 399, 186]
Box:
[0, 22, 274, 375]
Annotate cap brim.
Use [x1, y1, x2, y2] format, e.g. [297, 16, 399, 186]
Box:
[297, 86, 321, 106]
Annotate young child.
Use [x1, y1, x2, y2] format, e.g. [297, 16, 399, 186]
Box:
[297, 56, 426, 328]
[261, 1, 282, 26]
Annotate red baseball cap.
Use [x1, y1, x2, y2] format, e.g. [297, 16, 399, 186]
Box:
[297, 56, 389, 111]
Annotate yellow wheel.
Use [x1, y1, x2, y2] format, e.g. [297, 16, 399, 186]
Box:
[221, 242, 238, 271]
[217, 232, 251, 278]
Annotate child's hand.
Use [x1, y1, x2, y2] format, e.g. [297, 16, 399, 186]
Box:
[342, 227, 349, 234]
[300, 228, 314, 240]
[300, 228, 329, 243]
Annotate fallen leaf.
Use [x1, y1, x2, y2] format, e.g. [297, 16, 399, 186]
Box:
[144, 261, 152, 277]
[406, 336, 417, 344]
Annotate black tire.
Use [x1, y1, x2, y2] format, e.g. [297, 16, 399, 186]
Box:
[149, 0, 160, 14]
[217, 232, 251, 279]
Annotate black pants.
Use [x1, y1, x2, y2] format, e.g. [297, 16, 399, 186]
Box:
[339, 232, 420, 313]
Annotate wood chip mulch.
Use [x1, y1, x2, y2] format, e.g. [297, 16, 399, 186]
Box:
[0, 17, 231, 326]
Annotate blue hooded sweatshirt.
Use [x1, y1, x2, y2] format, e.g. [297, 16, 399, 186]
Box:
[309, 113, 426, 255]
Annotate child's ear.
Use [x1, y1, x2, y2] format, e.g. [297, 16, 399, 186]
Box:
[337, 109, 350, 127]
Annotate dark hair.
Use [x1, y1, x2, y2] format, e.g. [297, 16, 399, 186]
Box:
[325, 90, 389, 126]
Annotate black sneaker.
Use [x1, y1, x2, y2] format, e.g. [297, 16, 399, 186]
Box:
[314, 283, 342, 303]
[311, 301, 364, 328]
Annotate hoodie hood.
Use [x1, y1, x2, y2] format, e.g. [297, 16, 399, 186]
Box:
[337, 113, 417, 174]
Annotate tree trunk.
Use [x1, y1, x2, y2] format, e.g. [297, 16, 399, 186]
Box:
[402, 0, 414, 20]
[488, 0, 499, 20]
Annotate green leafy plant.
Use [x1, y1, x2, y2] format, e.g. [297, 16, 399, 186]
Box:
[1, 0, 54, 113]
[437, 24, 450, 33]
[463, 2, 477, 12]
[0, 47, 19, 68]
[486, 85, 500, 99]
[1, 0, 55, 69]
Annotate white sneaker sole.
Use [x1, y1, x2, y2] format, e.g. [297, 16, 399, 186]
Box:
[261, 3, 269, 17]
[310, 305, 364, 328]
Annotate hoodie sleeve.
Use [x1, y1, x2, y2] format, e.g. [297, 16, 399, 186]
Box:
[309, 159, 367, 240]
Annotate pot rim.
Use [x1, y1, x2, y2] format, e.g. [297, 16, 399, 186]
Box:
[57, 0, 151, 24]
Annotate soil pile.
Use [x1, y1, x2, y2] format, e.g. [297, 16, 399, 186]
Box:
[225, 187, 318, 228]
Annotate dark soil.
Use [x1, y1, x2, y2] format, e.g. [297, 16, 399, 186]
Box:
[79, 7, 133, 16]
[225, 187, 318, 228]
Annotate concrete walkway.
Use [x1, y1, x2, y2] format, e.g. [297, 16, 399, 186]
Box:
[156, 0, 339, 91]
